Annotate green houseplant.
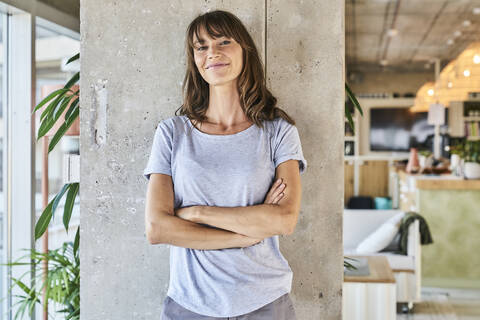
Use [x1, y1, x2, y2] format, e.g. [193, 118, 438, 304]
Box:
[462, 140, 480, 179]
[0, 53, 80, 320]
[344, 84, 363, 270]
[33, 53, 80, 241]
[463, 140, 480, 163]
[450, 140, 480, 179]
[345, 83, 363, 132]
[1, 243, 80, 320]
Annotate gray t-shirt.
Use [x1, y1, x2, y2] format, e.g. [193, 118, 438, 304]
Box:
[143, 115, 307, 317]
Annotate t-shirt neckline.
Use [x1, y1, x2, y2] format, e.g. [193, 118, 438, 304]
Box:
[185, 116, 257, 139]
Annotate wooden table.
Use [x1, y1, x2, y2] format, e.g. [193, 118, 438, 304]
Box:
[343, 256, 396, 320]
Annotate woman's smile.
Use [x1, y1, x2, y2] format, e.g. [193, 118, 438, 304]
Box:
[207, 63, 230, 71]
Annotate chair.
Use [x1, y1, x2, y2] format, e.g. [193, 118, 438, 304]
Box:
[343, 209, 421, 308]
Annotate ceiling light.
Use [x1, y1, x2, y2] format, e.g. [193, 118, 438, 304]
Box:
[427, 89, 434, 96]
[447, 39, 454, 46]
[387, 29, 398, 37]
[474, 54, 480, 64]
[380, 59, 388, 66]
[463, 20, 472, 27]
[473, 7, 480, 15]
[464, 69, 471, 77]
[447, 82, 453, 88]
[453, 30, 462, 38]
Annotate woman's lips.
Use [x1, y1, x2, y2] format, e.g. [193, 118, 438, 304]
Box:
[207, 63, 229, 70]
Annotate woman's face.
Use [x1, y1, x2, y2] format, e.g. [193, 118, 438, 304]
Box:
[192, 27, 243, 87]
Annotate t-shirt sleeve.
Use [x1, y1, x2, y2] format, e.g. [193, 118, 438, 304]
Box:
[273, 119, 307, 174]
[143, 120, 173, 180]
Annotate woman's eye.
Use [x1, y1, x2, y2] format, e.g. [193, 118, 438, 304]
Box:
[195, 40, 230, 51]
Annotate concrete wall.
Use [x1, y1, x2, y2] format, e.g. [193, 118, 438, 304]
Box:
[80, 1, 344, 319]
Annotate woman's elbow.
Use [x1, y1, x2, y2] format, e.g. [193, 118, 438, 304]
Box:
[145, 221, 167, 245]
[283, 219, 297, 236]
[279, 208, 299, 236]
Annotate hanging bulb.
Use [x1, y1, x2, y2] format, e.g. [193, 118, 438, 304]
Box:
[464, 69, 471, 77]
[474, 54, 480, 64]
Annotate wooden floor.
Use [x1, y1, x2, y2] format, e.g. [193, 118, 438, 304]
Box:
[397, 287, 480, 320]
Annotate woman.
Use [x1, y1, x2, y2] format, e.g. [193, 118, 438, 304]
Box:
[144, 10, 307, 320]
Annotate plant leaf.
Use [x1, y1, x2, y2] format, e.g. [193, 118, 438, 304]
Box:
[345, 83, 363, 116]
[64, 72, 79, 90]
[52, 94, 73, 121]
[32, 88, 69, 115]
[65, 98, 79, 120]
[73, 227, 80, 256]
[345, 103, 355, 132]
[37, 113, 58, 140]
[64, 183, 79, 233]
[35, 200, 54, 241]
[11, 278, 31, 296]
[48, 107, 79, 153]
[66, 53, 79, 65]
[62, 269, 70, 292]
[41, 93, 67, 122]
[52, 184, 71, 221]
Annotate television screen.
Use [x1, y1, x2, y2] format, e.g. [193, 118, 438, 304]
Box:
[370, 107, 448, 152]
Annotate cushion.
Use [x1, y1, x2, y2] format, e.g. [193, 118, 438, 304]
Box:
[355, 212, 404, 254]
[347, 196, 374, 209]
[381, 232, 401, 253]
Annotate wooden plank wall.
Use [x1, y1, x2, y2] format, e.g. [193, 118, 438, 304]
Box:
[344, 163, 354, 204]
[344, 161, 389, 205]
[359, 161, 389, 197]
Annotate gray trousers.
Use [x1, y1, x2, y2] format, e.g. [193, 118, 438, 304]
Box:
[160, 293, 297, 320]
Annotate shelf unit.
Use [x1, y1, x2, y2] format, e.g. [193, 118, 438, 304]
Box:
[343, 98, 413, 205]
[344, 111, 359, 204]
[449, 101, 480, 140]
[344, 113, 359, 159]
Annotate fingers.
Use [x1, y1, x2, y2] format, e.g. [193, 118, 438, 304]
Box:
[273, 182, 286, 198]
[266, 178, 282, 197]
[252, 237, 263, 245]
[272, 192, 285, 204]
[265, 178, 286, 204]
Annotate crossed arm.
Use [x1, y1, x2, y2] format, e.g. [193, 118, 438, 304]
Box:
[145, 160, 302, 250]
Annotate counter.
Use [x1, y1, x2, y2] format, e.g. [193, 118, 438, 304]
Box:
[416, 177, 480, 190]
[396, 170, 480, 289]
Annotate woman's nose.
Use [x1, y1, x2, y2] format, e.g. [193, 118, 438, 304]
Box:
[207, 46, 220, 58]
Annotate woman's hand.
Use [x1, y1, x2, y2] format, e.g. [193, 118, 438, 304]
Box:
[264, 178, 286, 205]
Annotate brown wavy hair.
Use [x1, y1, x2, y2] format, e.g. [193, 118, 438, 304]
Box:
[175, 10, 295, 128]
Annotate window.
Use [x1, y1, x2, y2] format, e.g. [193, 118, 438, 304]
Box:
[0, 2, 79, 319]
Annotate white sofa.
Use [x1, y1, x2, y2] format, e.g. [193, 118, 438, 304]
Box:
[343, 209, 421, 306]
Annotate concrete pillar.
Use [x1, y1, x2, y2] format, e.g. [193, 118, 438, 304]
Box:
[80, 1, 343, 319]
[267, 2, 344, 318]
